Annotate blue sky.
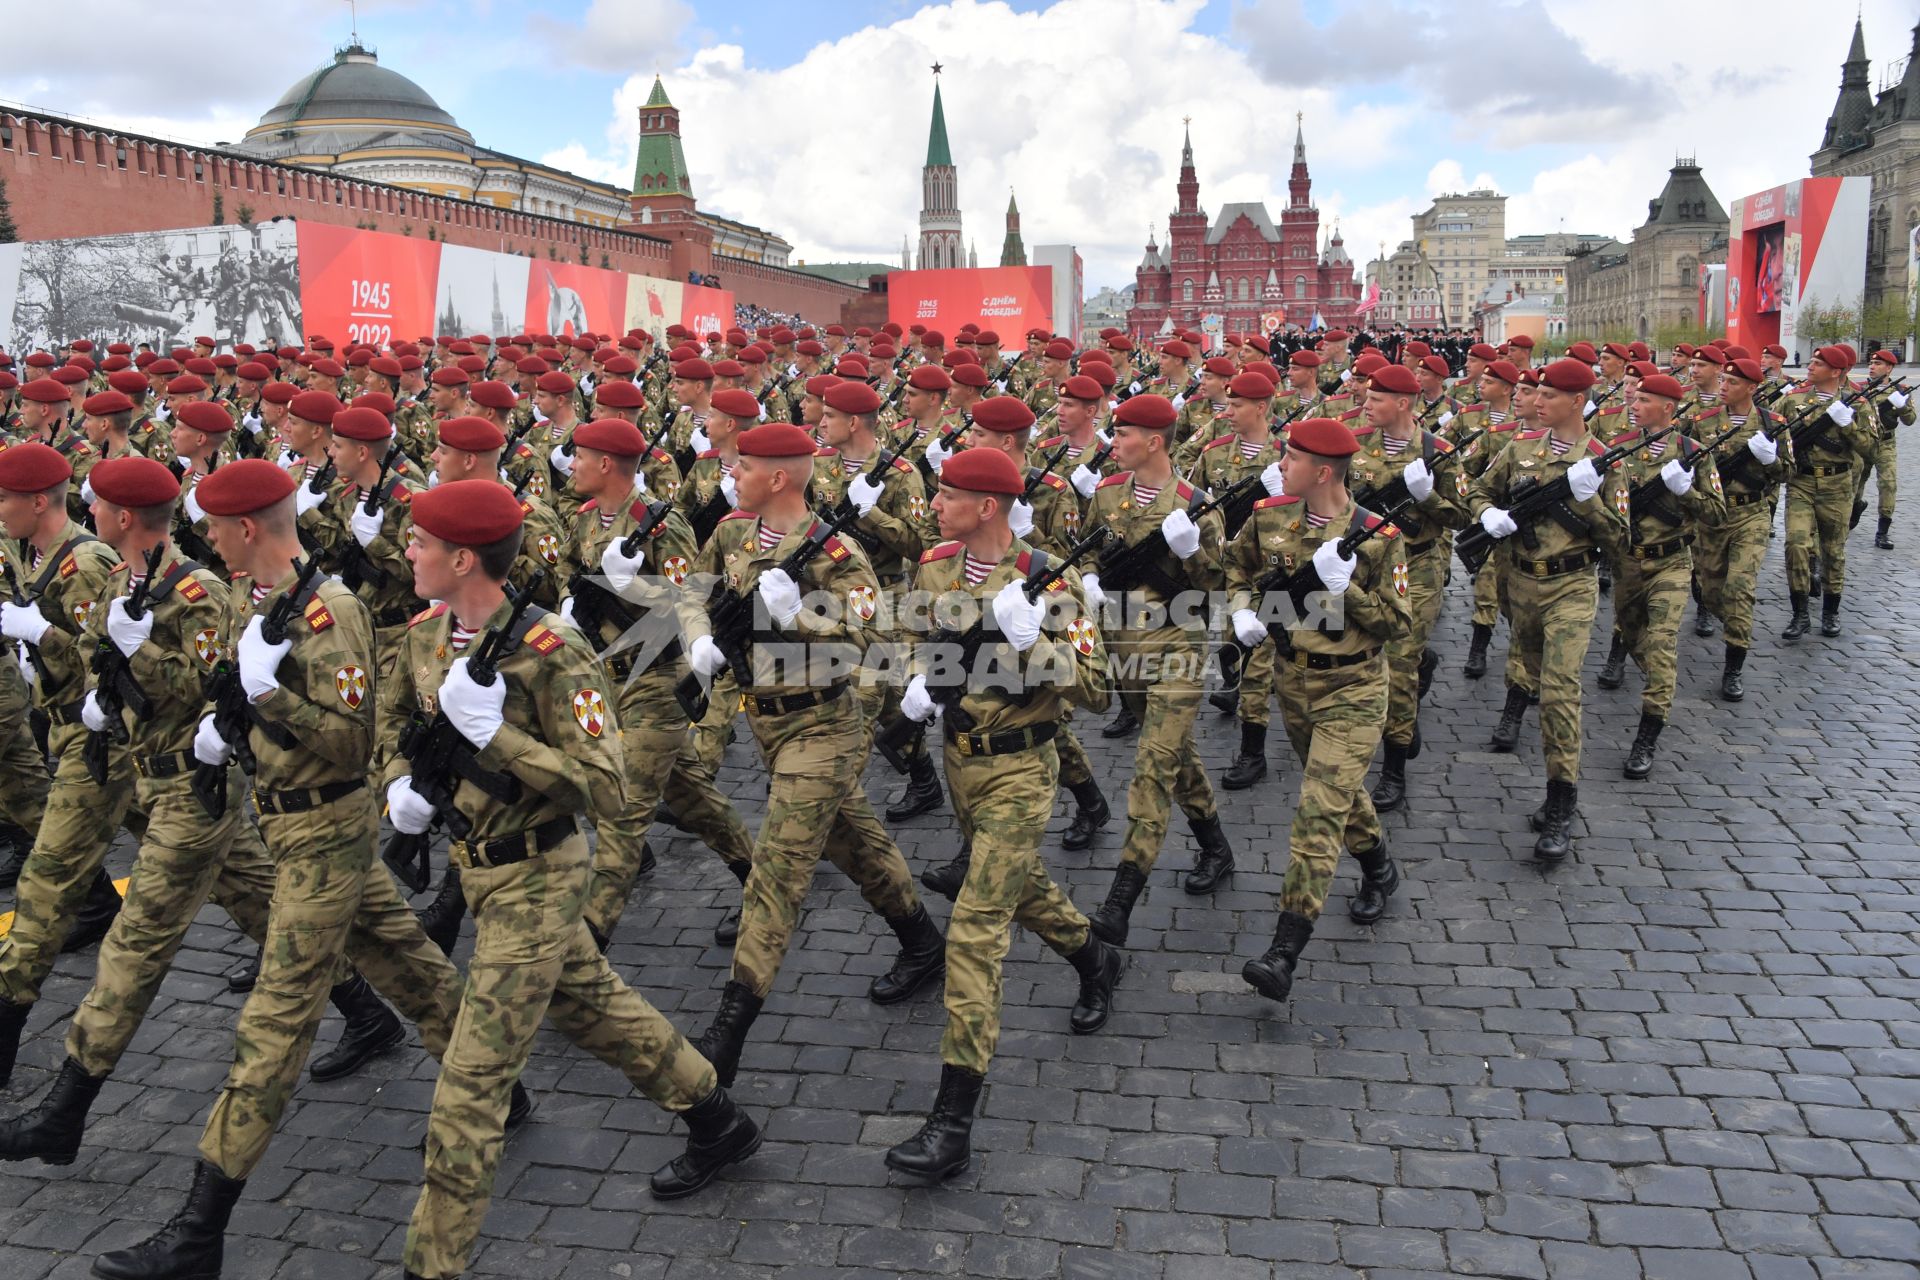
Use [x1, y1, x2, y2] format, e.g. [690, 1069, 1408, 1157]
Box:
[2, 0, 1906, 289]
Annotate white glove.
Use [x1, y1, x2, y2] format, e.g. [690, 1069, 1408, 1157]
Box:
[1437, 411, 1454, 429]
[689, 426, 712, 454]
[438, 655, 507, 751]
[80, 478, 95, 506]
[756, 567, 802, 626]
[847, 473, 884, 517]
[600, 538, 645, 595]
[385, 776, 435, 835]
[1311, 539, 1355, 596]
[549, 443, 574, 475]
[1069, 463, 1099, 499]
[1260, 461, 1285, 497]
[0, 600, 51, 646]
[295, 481, 328, 517]
[1128, 380, 1143, 396]
[1890, 391, 1909, 410]
[13, 643, 29, 686]
[1096, 428, 1113, 445]
[1232, 607, 1266, 647]
[192, 712, 231, 766]
[1171, 393, 1187, 411]
[1660, 458, 1694, 496]
[1161, 509, 1201, 560]
[689, 634, 727, 677]
[182, 488, 206, 524]
[1746, 431, 1779, 465]
[1826, 399, 1854, 427]
[237, 614, 292, 701]
[106, 596, 154, 657]
[1402, 457, 1434, 502]
[80, 690, 108, 733]
[901, 673, 937, 723]
[1339, 369, 1352, 383]
[1009, 499, 1036, 538]
[1081, 572, 1106, 611]
[153, 401, 171, 422]
[922, 435, 953, 473]
[1566, 457, 1602, 502]
[719, 473, 738, 507]
[1582, 400, 1598, 418]
[558, 596, 577, 626]
[242, 411, 263, 434]
[1480, 507, 1518, 539]
[991, 580, 1043, 652]
[349, 506, 383, 548]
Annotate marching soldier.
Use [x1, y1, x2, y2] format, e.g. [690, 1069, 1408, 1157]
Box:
[1779, 346, 1876, 639]
[1023, 340, 1073, 418]
[1229, 417, 1409, 1004]
[1695, 359, 1791, 700]
[1454, 360, 1527, 678]
[1854, 349, 1911, 549]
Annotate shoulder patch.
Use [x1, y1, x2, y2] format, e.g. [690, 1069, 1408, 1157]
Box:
[650, 447, 673, 464]
[303, 596, 335, 632]
[824, 536, 851, 562]
[718, 509, 755, 522]
[394, 487, 412, 504]
[1096, 471, 1131, 490]
[1173, 479, 1196, 502]
[525, 621, 564, 654]
[579, 498, 600, 513]
[1595, 404, 1625, 416]
[1254, 494, 1300, 510]
[1363, 515, 1401, 538]
[409, 602, 448, 628]
[1459, 403, 1486, 414]
[892, 455, 914, 473]
[1040, 471, 1067, 491]
[1610, 429, 1641, 444]
[1037, 434, 1065, 449]
[1429, 435, 1454, 454]
[1518, 428, 1549, 440]
[1350, 425, 1377, 438]
[1340, 408, 1364, 420]
[1202, 433, 1236, 452]
[59, 553, 78, 578]
[920, 540, 964, 563]
[814, 445, 839, 457]
[1014, 549, 1034, 575]
[698, 448, 721, 460]
[177, 577, 208, 602]
[1587, 438, 1608, 455]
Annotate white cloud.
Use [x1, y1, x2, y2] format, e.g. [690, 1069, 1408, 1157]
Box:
[526, 0, 693, 74]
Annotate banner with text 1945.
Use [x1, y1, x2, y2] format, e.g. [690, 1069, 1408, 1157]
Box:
[886, 266, 1053, 336]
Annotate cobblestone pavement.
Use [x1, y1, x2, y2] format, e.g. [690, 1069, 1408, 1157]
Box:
[2, 454, 1917, 1280]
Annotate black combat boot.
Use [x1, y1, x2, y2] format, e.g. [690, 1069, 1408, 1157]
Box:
[920, 841, 971, 902]
[1596, 632, 1628, 689]
[1781, 591, 1811, 641]
[654, 799, 684, 832]
[869, 904, 946, 1005]
[1490, 685, 1530, 752]
[61, 869, 121, 955]
[1183, 815, 1234, 895]
[1221, 721, 1267, 791]
[715, 860, 750, 945]
[0, 1056, 104, 1164]
[1209, 686, 1240, 715]
[1416, 647, 1438, 700]
[637, 841, 657, 879]
[587, 920, 612, 953]
[1821, 593, 1842, 637]
[223, 952, 259, 994]
[1060, 779, 1109, 850]
[1241, 911, 1314, 1003]
[1065, 936, 1123, 1035]
[1464, 622, 1492, 678]
[1720, 645, 1747, 702]
[1087, 863, 1148, 947]
[0, 823, 29, 891]
[649, 1086, 763, 1200]
[1347, 837, 1400, 925]
[884, 1062, 984, 1182]
[416, 864, 466, 957]
[1622, 713, 1664, 781]
[1370, 742, 1408, 813]
[1694, 604, 1717, 638]
[1533, 779, 1577, 863]
[310, 973, 405, 1082]
[92, 1159, 245, 1280]
[1875, 515, 1894, 549]
[884, 754, 945, 823]
[0, 997, 25, 1089]
[1597, 559, 1612, 593]
[692, 981, 764, 1088]
[1100, 705, 1139, 738]
[1850, 496, 1868, 529]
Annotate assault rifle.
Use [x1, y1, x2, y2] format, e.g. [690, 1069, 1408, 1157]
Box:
[915, 415, 972, 486]
[338, 443, 400, 592]
[84, 543, 165, 784]
[380, 573, 544, 893]
[191, 555, 324, 819]
[1094, 472, 1265, 596]
[1022, 438, 1074, 502]
[566, 500, 678, 650]
[1791, 376, 1905, 455]
[2, 543, 54, 689]
[1625, 414, 1751, 528]
[673, 503, 865, 722]
[1452, 426, 1675, 576]
[1349, 426, 1487, 540]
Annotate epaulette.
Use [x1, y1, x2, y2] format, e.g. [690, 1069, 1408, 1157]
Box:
[395, 487, 412, 504]
[579, 498, 600, 513]
[1518, 428, 1549, 440]
[519, 500, 535, 516]
[109, 560, 126, 573]
[1039, 471, 1067, 491]
[699, 448, 721, 460]
[1350, 425, 1377, 438]
[513, 441, 534, 459]
[718, 509, 755, 522]
[1489, 419, 1520, 432]
[1254, 494, 1300, 510]
[1595, 403, 1625, 416]
[1430, 435, 1454, 454]
[303, 596, 335, 633]
[1096, 471, 1130, 490]
[524, 620, 564, 654]
[58, 553, 78, 578]
[1037, 434, 1065, 449]
[650, 447, 672, 464]
[1458, 403, 1486, 414]
[1363, 515, 1401, 537]
[176, 576, 208, 602]
[815, 445, 838, 457]
[921, 539, 964, 563]
[1609, 429, 1641, 444]
[891, 455, 914, 473]
[1340, 407, 1364, 420]
[1587, 438, 1608, 456]
[823, 535, 851, 562]
[629, 499, 662, 529]
[1173, 479, 1196, 502]
[1202, 433, 1236, 452]
[409, 602, 448, 628]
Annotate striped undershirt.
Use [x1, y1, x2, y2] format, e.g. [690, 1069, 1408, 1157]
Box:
[1305, 509, 1330, 528]
[1132, 482, 1162, 505]
[963, 554, 996, 586]
[450, 622, 478, 653]
[1548, 436, 1573, 456]
[1236, 437, 1263, 460]
[1381, 435, 1409, 457]
[757, 524, 785, 552]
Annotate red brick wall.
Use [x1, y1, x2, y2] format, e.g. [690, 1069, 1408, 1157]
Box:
[710, 256, 866, 327]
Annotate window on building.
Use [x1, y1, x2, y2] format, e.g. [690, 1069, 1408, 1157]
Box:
[1294, 275, 1307, 299]
[1182, 280, 1193, 302]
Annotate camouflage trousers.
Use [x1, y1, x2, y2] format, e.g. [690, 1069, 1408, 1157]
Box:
[1275, 657, 1388, 920]
[1235, 632, 1278, 729]
[0, 662, 48, 832]
[689, 670, 740, 773]
[66, 770, 278, 1078]
[405, 830, 714, 1280]
[585, 670, 753, 939]
[1612, 549, 1692, 720]
[0, 723, 135, 1004]
[1054, 716, 1093, 788]
[1470, 556, 1507, 629]
[730, 690, 918, 999]
[1695, 497, 1773, 648]
[1111, 631, 1215, 875]
[1852, 434, 1896, 517]
[941, 739, 1089, 1076]
[1384, 541, 1449, 749]
[1784, 468, 1856, 596]
[1504, 559, 1599, 784]
[199, 788, 463, 1181]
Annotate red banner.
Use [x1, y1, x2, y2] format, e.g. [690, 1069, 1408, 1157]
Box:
[523, 261, 628, 341]
[887, 266, 1053, 336]
[681, 283, 735, 337]
[295, 222, 441, 351]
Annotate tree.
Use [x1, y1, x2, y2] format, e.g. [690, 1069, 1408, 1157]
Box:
[1796, 293, 1863, 349]
[1862, 292, 1913, 356]
[0, 174, 18, 243]
[600, 252, 611, 269]
[211, 193, 225, 226]
[235, 202, 255, 224]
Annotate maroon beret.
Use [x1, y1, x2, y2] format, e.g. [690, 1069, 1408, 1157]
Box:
[1043, 340, 1075, 361]
[1484, 360, 1521, 387]
[1508, 334, 1535, 349]
[710, 388, 762, 420]
[938, 447, 1024, 496]
[802, 374, 841, 398]
[19, 379, 72, 404]
[332, 406, 393, 442]
[824, 381, 883, 415]
[1567, 342, 1598, 364]
[1403, 341, 1431, 358]
[1160, 340, 1193, 360]
[82, 391, 134, 416]
[176, 401, 234, 434]
[0, 442, 73, 492]
[735, 423, 817, 458]
[1202, 357, 1236, 377]
[1638, 374, 1685, 401]
[1872, 349, 1899, 365]
[165, 375, 207, 396]
[1288, 417, 1359, 459]
[436, 417, 505, 452]
[572, 419, 648, 458]
[1228, 372, 1276, 399]
[535, 371, 577, 395]
[261, 381, 299, 405]
[1419, 355, 1451, 379]
[1725, 358, 1764, 384]
[369, 356, 403, 379]
[289, 391, 340, 425]
[89, 456, 179, 507]
[1289, 350, 1322, 368]
[591, 379, 644, 409]
[950, 364, 990, 389]
[236, 362, 272, 381]
[107, 370, 149, 395]
[1469, 343, 1499, 361]
[1691, 345, 1725, 366]
[970, 396, 1037, 433]
[1539, 359, 1598, 393]
[1601, 343, 1631, 362]
[907, 365, 952, 392]
[672, 359, 714, 381]
[409, 479, 526, 547]
[431, 367, 471, 387]
[1369, 364, 1420, 396]
[353, 392, 396, 418]
[1761, 344, 1786, 359]
[310, 359, 346, 378]
[1059, 374, 1104, 401]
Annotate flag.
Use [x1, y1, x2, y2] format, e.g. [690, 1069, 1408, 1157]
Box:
[1356, 281, 1381, 314]
[1310, 311, 1325, 332]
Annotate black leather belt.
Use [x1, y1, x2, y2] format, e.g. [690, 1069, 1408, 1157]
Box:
[749, 682, 847, 717]
[1627, 537, 1694, 562]
[1726, 491, 1770, 508]
[1796, 463, 1850, 478]
[943, 720, 1057, 757]
[255, 778, 364, 815]
[606, 636, 682, 681]
[1509, 548, 1601, 577]
[134, 751, 194, 780]
[44, 699, 87, 727]
[449, 815, 578, 870]
[1284, 647, 1381, 670]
